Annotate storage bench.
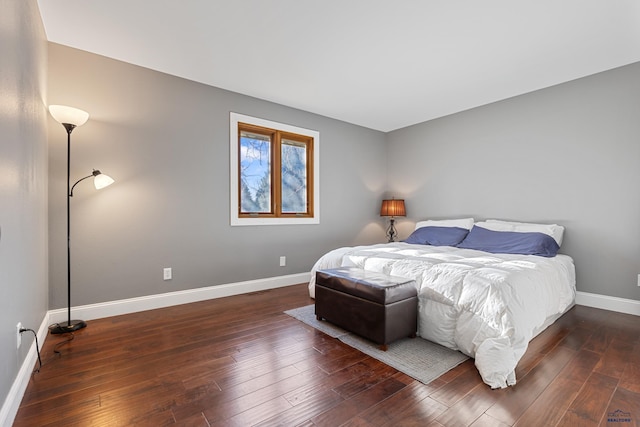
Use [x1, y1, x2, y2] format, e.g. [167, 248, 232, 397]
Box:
[315, 267, 418, 351]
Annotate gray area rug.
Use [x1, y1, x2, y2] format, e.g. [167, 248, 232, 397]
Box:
[284, 304, 469, 384]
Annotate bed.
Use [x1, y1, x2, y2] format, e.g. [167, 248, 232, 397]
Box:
[308, 218, 576, 389]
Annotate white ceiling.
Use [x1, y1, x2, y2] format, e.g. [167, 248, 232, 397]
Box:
[37, 1, 640, 132]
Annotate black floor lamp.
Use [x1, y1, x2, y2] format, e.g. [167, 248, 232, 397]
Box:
[48, 105, 114, 335]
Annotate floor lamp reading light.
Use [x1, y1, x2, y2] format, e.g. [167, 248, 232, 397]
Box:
[48, 105, 114, 335]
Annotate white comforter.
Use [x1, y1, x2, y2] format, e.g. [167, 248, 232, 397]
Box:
[308, 243, 576, 388]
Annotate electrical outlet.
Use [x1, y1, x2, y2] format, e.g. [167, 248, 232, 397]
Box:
[163, 268, 172, 280]
[279, 256, 286, 267]
[16, 322, 22, 349]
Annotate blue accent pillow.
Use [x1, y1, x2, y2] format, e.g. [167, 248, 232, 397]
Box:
[456, 226, 560, 257]
[404, 226, 470, 247]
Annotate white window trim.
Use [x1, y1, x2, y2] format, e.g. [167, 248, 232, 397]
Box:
[230, 112, 320, 226]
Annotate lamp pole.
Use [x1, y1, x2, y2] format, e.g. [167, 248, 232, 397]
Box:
[50, 122, 88, 333]
[66, 124, 75, 331]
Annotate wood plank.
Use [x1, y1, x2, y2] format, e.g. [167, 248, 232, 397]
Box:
[310, 375, 407, 426]
[558, 325, 593, 351]
[253, 389, 345, 426]
[602, 387, 640, 427]
[429, 361, 485, 407]
[618, 340, 640, 394]
[593, 336, 636, 379]
[435, 383, 503, 427]
[556, 372, 618, 426]
[330, 358, 400, 399]
[469, 413, 511, 427]
[514, 349, 601, 426]
[484, 345, 576, 425]
[200, 369, 329, 424]
[356, 381, 447, 425]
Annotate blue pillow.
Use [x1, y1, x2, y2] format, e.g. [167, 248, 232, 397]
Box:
[404, 226, 469, 246]
[456, 226, 560, 257]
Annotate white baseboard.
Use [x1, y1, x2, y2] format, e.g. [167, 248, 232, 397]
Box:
[576, 291, 640, 316]
[0, 315, 50, 427]
[48, 272, 310, 324]
[3, 272, 309, 427]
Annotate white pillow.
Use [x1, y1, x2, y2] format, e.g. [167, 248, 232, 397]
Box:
[478, 219, 565, 246]
[415, 218, 475, 231]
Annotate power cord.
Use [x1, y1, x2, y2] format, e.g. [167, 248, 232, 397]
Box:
[47, 322, 76, 353]
[19, 328, 42, 373]
[19, 327, 76, 374]
[52, 330, 75, 354]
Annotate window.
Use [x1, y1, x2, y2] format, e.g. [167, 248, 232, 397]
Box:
[230, 113, 319, 226]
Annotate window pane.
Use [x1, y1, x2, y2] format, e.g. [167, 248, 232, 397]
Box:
[240, 131, 271, 213]
[281, 139, 307, 213]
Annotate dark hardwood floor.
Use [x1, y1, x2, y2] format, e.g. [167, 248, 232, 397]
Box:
[14, 284, 640, 426]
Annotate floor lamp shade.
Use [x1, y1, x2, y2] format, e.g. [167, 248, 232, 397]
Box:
[94, 171, 115, 189]
[49, 105, 89, 127]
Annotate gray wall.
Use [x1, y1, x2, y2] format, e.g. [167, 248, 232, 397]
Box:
[0, 0, 48, 412]
[387, 62, 640, 301]
[47, 26, 640, 309]
[48, 44, 387, 308]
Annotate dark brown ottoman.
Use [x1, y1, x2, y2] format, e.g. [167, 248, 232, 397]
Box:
[315, 267, 418, 351]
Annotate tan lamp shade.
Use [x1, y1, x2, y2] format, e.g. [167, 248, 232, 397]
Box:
[380, 199, 406, 217]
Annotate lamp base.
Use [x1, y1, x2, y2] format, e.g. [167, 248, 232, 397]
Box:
[49, 319, 87, 334]
[386, 218, 398, 242]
